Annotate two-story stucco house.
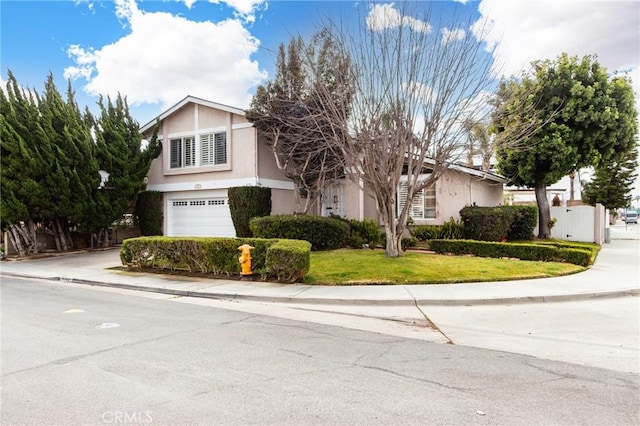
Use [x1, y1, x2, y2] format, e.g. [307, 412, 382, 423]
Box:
[142, 96, 507, 237]
[140, 96, 295, 237]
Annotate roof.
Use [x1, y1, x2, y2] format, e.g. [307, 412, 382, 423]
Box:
[417, 157, 508, 184]
[139, 95, 246, 133]
[449, 163, 509, 184]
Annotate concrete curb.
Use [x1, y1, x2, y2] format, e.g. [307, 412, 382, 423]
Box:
[4, 271, 638, 307]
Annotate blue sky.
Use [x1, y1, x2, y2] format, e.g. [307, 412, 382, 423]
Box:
[2, 0, 639, 197]
[3, 0, 638, 126]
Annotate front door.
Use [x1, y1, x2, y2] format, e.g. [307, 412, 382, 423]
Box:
[322, 183, 345, 217]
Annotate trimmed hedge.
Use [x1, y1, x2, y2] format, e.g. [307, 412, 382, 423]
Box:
[136, 191, 163, 236]
[459, 206, 514, 241]
[250, 214, 349, 251]
[228, 186, 272, 237]
[119, 236, 311, 283]
[428, 239, 592, 266]
[531, 240, 600, 264]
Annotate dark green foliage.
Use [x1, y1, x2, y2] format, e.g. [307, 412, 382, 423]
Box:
[410, 225, 439, 241]
[136, 191, 163, 236]
[0, 71, 160, 255]
[119, 236, 310, 283]
[331, 215, 383, 249]
[265, 239, 312, 282]
[349, 217, 383, 249]
[429, 239, 592, 266]
[249, 214, 349, 250]
[401, 237, 418, 250]
[89, 95, 162, 233]
[459, 206, 515, 241]
[582, 146, 638, 210]
[228, 186, 272, 237]
[531, 240, 600, 264]
[504, 205, 538, 241]
[410, 217, 464, 241]
[493, 53, 638, 238]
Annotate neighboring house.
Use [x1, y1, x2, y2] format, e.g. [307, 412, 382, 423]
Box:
[321, 164, 507, 226]
[141, 96, 295, 237]
[141, 96, 507, 237]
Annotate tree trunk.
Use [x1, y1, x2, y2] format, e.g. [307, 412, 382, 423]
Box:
[7, 225, 26, 257]
[26, 219, 39, 254]
[535, 181, 551, 239]
[569, 171, 575, 201]
[384, 225, 401, 257]
[54, 218, 69, 251]
[14, 223, 36, 255]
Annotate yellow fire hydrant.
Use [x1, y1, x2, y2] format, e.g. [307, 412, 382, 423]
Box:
[238, 244, 254, 276]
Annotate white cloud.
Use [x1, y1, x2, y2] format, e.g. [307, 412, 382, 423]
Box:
[472, 0, 640, 79]
[179, 0, 266, 22]
[366, 3, 432, 33]
[403, 81, 437, 105]
[441, 27, 465, 46]
[64, 0, 267, 110]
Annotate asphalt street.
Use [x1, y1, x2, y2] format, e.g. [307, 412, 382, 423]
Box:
[2, 276, 639, 425]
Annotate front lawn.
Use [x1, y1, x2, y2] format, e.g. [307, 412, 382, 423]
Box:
[304, 249, 584, 285]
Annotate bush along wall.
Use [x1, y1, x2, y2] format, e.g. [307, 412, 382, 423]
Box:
[504, 205, 538, 241]
[459, 206, 515, 241]
[410, 217, 464, 241]
[250, 214, 349, 250]
[120, 236, 311, 283]
[228, 186, 272, 237]
[136, 191, 163, 236]
[330, 215, 383, 249]
[428, 239, 592, 267]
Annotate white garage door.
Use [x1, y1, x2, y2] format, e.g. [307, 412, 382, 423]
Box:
[168, 197, 236, 237]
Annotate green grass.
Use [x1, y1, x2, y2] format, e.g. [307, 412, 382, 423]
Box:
[303, 249, 585, 285]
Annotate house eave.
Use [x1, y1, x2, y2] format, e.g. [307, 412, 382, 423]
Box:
[140, 95, 248, 134]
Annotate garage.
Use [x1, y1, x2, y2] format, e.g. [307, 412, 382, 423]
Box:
[167, 193, 236, 237]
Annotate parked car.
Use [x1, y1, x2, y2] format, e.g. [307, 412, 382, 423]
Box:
[625, 210, 638, 224]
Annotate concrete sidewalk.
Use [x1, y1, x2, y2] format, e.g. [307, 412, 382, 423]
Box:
[1, 224, 638, 306]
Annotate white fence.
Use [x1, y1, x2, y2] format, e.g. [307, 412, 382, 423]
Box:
[547, 204, 606, 244]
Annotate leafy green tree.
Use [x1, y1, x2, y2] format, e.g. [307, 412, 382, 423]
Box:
[492, 53, 637, 238]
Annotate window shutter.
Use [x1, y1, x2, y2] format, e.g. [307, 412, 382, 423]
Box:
[200, 134, 214, 166]
[412, 188, 425, 219]
[398, 181, 426, 219]
[425, 185, 436, 218]
[398, 181, 408, 216]
[214, 132, 227, 165]
[185, 137, 195, 166]
[170, 139, 181, 168]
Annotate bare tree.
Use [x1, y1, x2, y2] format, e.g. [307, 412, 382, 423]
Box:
[312, 3, 496, 257]
[463, 118, 494, 171]
[247, 32, 353, 213]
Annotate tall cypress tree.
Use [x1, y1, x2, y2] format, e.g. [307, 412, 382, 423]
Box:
[90, 94, 161, 242]
[2, 72, 161, 255]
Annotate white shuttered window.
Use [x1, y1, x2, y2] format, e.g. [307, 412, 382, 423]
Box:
[200, 132, 227, 166]
[398, 180, 436, 220]
[170, 137, 195, 168]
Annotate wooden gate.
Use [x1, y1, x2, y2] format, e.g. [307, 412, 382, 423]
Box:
[548, 204, 605, 243]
